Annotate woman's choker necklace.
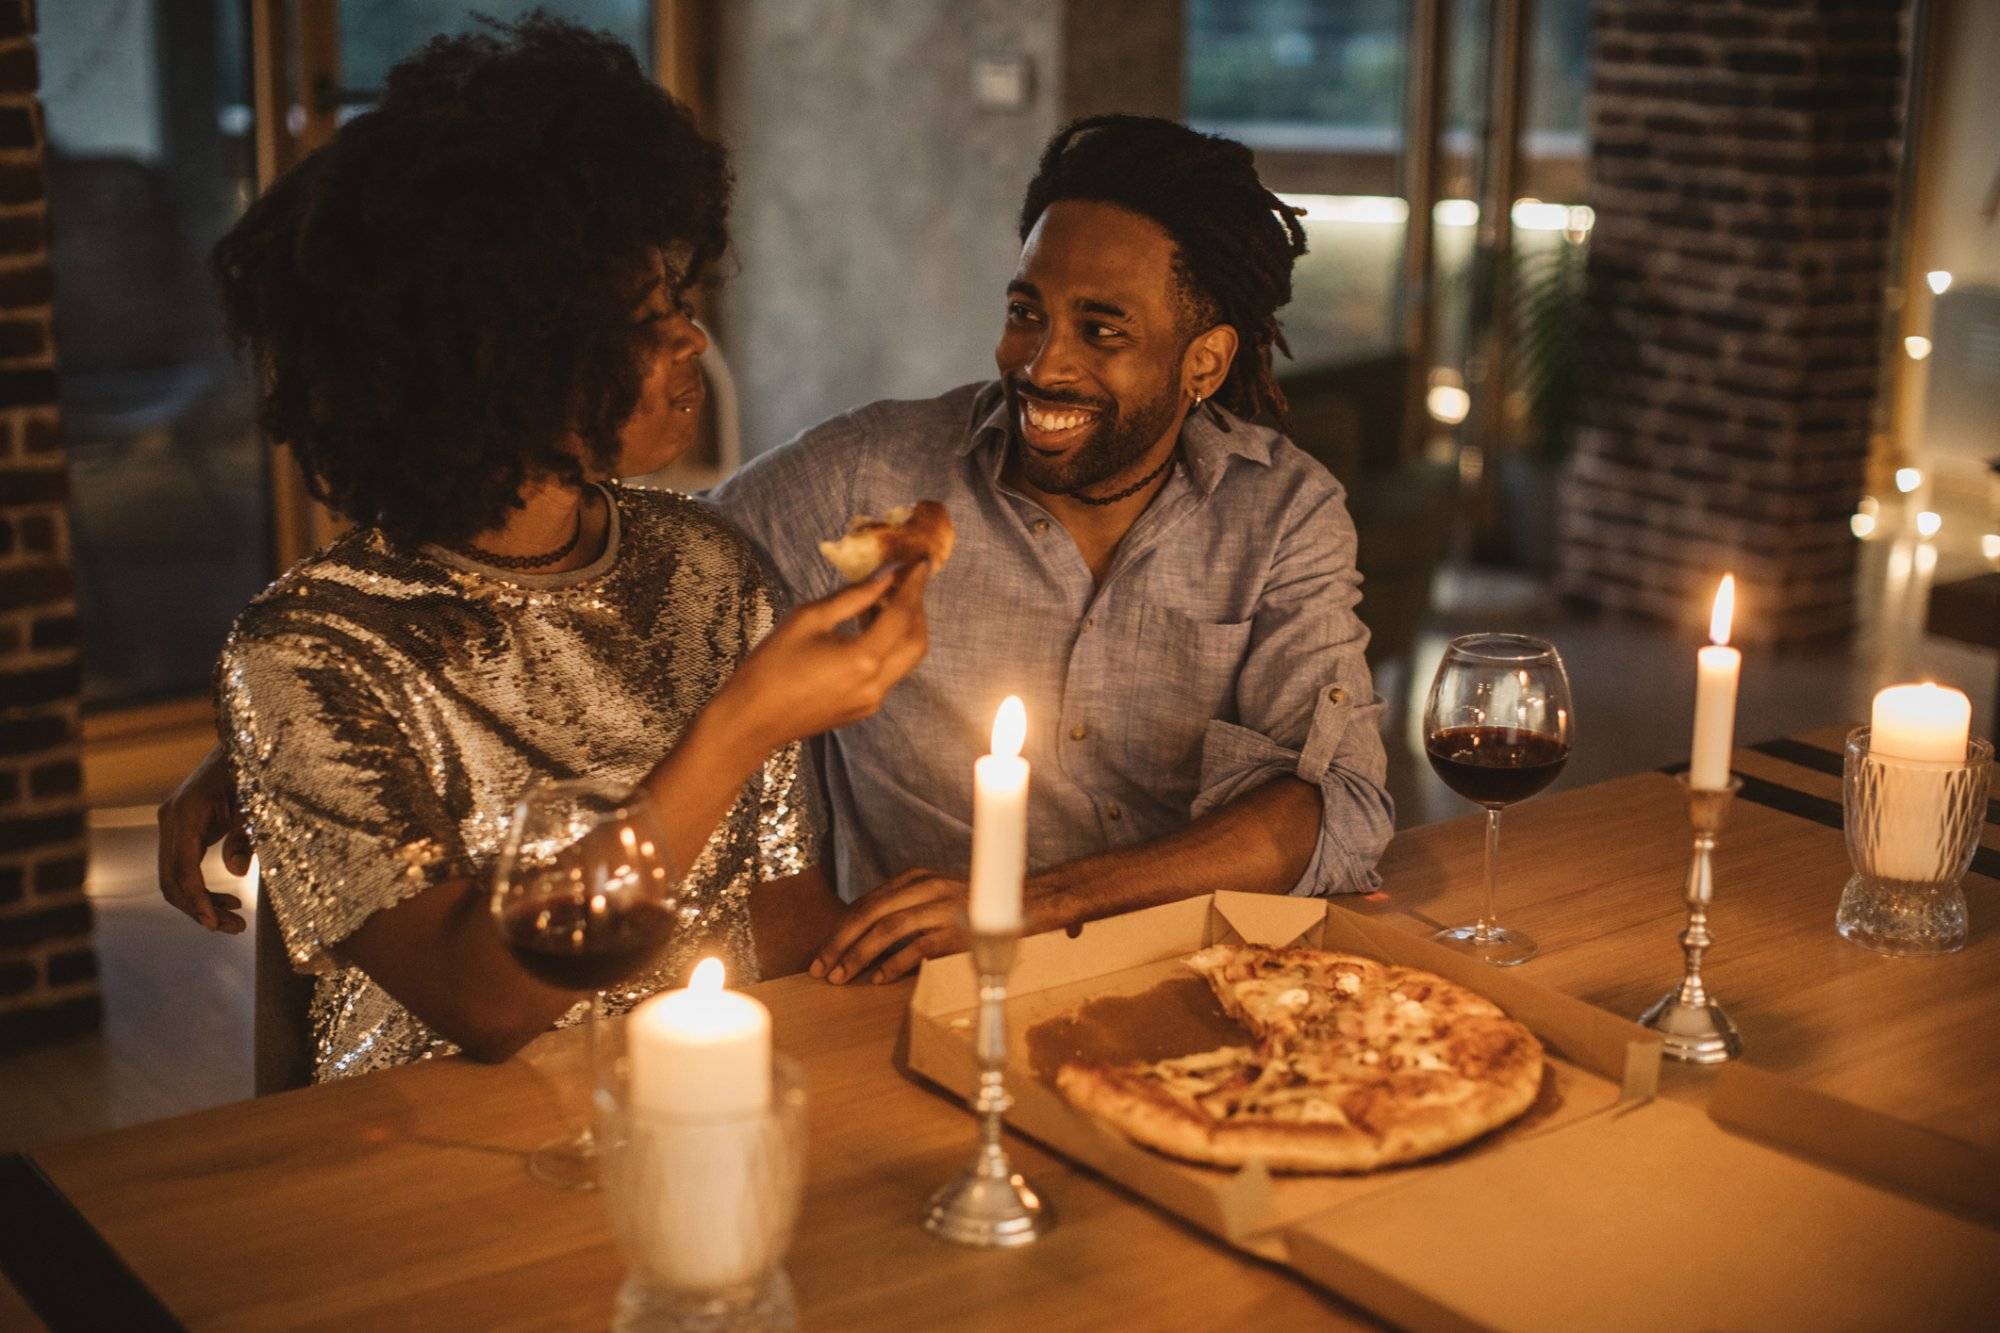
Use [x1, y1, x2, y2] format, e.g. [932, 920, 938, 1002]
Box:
[452, 497, 586, 570]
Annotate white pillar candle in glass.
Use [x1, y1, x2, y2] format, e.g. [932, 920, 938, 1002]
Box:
[628, 957, 771, 1116]
[1870, 684, 1971, 762]
[1866, 683, 1972, 883]
[1689, 575, 1741, 790]
[623, 959, 774, 1290]
[970, 696, 1029, 934]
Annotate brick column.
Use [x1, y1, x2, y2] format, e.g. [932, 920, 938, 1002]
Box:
[1558, 1, 1908, 644]
[0, 0, 95, 1052]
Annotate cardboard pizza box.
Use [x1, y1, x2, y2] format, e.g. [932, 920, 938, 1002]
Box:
[905, 892, 2000, 1328]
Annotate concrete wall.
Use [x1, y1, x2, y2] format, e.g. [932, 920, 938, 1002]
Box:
[712, 0, 1183, 456]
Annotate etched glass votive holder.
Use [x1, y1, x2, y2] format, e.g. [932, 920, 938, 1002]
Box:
[598, 1055, 808, 1333]
[1838, 727, 1993, 956]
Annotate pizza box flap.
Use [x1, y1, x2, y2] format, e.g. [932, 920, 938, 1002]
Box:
[1207, 891, 1327, 949]
[1708, 1063, 2000, 1228]
[1279, 1094, 2000, 1332]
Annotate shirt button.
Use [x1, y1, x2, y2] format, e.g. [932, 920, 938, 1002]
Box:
[1083, 617, 1095, 630]
[1326, 686, 1347, 704]
[1070, 723, 1089, 741]
[1106, 802, 1122, 821]
[1033, 519, 1051, 534]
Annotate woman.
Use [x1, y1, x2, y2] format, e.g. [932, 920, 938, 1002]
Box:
[194, 17, 925, 1081]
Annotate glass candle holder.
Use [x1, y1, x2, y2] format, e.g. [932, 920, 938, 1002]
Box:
[597, 1055, 808, 1333]
[1838, 727, 1993, 956]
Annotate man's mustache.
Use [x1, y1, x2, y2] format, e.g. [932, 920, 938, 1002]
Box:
[1006, 377, 1112, 414]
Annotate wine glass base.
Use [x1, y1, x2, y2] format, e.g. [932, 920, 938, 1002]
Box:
[614, 1269, 796, 1333]
[528, 1129, 599, 1190]
[1431, 923, 1539, 967]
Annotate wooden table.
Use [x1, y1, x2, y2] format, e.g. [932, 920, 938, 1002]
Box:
[6, 730, 1997, 1330]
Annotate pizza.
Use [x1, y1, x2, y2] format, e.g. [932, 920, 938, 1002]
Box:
[1054, 944, 1545, 1173]
[818, 502, 956, 582]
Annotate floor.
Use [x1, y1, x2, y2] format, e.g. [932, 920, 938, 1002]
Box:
[2, 498, 1993, 1154]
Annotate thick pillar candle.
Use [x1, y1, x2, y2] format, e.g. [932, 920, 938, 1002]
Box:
[970, 696, 1029, 934]
[1870, 684, 1971, 762]
[1865, 683, 1973, 883]
[623, 959, 774, 1290]
[1688, 575, 1741, 790]
[628, 957, 771, 1115]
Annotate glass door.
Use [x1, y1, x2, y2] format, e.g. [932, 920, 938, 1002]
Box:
[42, 0, 271, 709]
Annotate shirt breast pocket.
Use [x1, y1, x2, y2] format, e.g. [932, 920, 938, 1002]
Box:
[1123, 605, 1255, 777]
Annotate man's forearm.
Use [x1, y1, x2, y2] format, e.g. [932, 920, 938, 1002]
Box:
[1026, 776, 1323, 931]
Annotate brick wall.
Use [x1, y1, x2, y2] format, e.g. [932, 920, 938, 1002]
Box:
[1558, 0, 1908, 644]
[0, 0, 95, 1052]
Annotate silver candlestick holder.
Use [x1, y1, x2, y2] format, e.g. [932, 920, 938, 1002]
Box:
[1638, 775, 1744, 1064]
[922, 927, 1051, 1247]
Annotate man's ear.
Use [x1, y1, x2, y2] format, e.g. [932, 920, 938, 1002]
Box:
[1182, 323, 1239, 403]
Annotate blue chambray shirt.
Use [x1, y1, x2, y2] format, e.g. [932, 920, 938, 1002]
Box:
[705, 380, 1393, 902]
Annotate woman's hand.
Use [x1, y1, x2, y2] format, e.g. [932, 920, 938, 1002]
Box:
[157, 743, 253, 933]
[715, 564, 932, 751]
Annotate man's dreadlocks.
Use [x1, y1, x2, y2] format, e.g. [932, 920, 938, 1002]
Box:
[1017, 115, 1308, 425]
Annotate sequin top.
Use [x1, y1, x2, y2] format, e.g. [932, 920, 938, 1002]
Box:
[219, 483, 815, 1082]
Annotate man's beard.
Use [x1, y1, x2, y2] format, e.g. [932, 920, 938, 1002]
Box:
[1009, 377, 1182, 497]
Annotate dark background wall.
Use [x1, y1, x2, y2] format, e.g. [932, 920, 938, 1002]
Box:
[1558, 0, 1908, 645]
[0, 0, 96, 1052]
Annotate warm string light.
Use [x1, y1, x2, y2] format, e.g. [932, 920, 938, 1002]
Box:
[1926, 270, 1952, 295]
[1915, 511, 1942, 540]
[1894, 467, 1922, 494]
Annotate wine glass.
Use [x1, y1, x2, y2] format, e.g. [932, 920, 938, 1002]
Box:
[1423, 633, 1574, 966]
[491, 776, 678, 1189]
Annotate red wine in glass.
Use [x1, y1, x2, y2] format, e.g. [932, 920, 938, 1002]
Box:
[1425, 726, 1571, 807]
[1423, 634, 1575, 966]
[500, 893, 676, 992]
[490, 778, 678, 1190]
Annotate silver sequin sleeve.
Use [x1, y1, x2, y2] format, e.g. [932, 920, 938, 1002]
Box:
[220, 632, 473, 974]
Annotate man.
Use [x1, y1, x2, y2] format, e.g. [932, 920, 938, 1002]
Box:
[161, 114, 1393, 984]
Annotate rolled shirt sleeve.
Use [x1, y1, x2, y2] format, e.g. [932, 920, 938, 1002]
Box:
[1190, 474, 1394, 896]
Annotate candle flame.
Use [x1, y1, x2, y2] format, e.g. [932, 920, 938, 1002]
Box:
[1709, 575, 1735, 646]
[991, 695, 1026, 760]
[690, 957, 725, 992]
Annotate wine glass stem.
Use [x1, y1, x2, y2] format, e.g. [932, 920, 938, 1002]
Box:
[1478, 805, 1503, 940]
[580, 990, 605, 1151]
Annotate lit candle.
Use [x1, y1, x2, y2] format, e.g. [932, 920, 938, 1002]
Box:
[628, 957, 770, 1115]
[1870, 684, 1971, 763]
[1864, 683, 1973, 883]
[621, 959, 775, 1291]
[970, 696, 1029, 934]
[1688, 575, 1741, 790]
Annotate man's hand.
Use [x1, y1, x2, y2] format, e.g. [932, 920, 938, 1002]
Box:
[809, 868, 971, 985]
[157, 743, 252, 933]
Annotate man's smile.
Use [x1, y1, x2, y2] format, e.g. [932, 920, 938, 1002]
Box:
[1014, 389, 1104, 450]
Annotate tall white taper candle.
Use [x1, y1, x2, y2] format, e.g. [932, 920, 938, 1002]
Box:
[970, 696, 1029, 934]
[1689, 575, 1741, 791]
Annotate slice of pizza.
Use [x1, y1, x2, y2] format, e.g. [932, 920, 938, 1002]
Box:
[818, 501, 956, 582]
[1184, 943, 1380, 1043]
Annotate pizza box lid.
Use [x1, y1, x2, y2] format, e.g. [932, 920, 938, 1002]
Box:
[907, 891, 1661, 1252]
[907, 893, 2000, 1325]
[1281, 1090, 2000, 1331]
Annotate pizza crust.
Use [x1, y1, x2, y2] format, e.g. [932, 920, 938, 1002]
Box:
[818, 501, 956, 582]
[1056, 944, 1546, 1174]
